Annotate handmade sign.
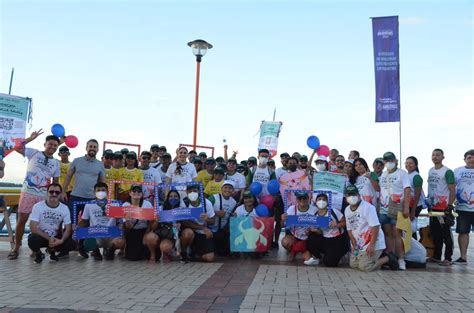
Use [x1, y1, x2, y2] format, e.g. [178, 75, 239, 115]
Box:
[313, 172, 346, 211]
[279, 170, 310, 207]
[230, 216, 274, 252]
[157, 182, 205, 222]
[258, 121, 282, 158]
[106, 181, 158, 220]
[0, 93, 32, 157]
[72, 200, 123, 239]
[283, 189, 332, 228]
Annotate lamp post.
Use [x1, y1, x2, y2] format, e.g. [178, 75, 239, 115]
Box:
[187, 39, 213, 150]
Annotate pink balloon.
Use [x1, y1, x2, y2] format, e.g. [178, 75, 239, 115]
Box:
[260, 194, 275, 209]
[65, 135, 79, 148]
[317, 144, 330, 157]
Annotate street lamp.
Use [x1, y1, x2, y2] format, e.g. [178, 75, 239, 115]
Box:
[188, 39, 213, 150]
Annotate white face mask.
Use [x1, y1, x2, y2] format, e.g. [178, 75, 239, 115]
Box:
[95, 191, 107, 200]
[316, 164, 327, 172]
[188, 192, 199, 202]
[259, 157, 268, 165]
[346, 195, 359, 205]
[385, 162, 396, 170]
[316, 200, 327, 209]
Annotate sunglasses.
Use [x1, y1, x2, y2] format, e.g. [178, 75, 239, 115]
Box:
[48, 190, 61, 195]
[336, 159, 344, 162]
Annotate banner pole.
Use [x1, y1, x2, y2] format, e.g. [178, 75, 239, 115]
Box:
[273, 108, 276, 121]
[8, 68, 14, 94]
[399, 120, 402, 161]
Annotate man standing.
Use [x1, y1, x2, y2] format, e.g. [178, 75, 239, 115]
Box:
[378, 151, 411, 270]
[150, 144, 160, 168]
[427, 148, 456, 265]
[224, 158, 246, 201]
[140, 151, 162, 203]
[328, 149, 339, 172]
[157, 152, 172, 183]
[275, 152, 290, 181]
[454, 149, 474, 264]
[196, 157, 216, 189]
[28, 183, 75, 263]
[246, 149, 276, 196]
[371, 158, 384, 179]
[63, 139, 106, 224]
[58, 146, 74, 198]
[9, 130, 61, 260]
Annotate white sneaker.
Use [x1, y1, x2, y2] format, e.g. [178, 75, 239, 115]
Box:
[304, 257, 319, 265]
[398, 259, 406, 270]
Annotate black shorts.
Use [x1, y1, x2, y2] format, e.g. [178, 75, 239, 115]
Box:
[192, 233, 215, 256]
[456, 211, 474, 234]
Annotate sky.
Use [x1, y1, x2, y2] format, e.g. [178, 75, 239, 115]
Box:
[0, 0, 473, 185]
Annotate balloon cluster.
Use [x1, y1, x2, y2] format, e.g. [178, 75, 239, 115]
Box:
[249, 179, 280, 217]
[306, 135, 329, 157]
[51, 123, 79, 148]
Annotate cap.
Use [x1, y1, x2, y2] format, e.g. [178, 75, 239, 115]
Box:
[102, 149, 114, 157]
[258, 148, 270, 155]
[267, 159, 275, 165]
[374, 157, 384, 164]
[345, 184, 359, 195]
[315, 193, 328, 200]
[247, 156, 257, 164]
[120, 148, 129, 154]
[59, 146, 70, 154]
[299, 155, 308, 161]
[205, 157, 216, 164]
[243, 191, 254, 198]
[193, 157, 202, 164]
[280, 152, 290, 158]
[189, 150, 197, 155]
[214, 167, 225, 175]
[126, 151, 137, 158]
[113, 151, 123, 159]
[345, 159, 354, 164]
[222, 180, 235, 188]
[295, 191, 309, 199]
[236, 164, 246, 172]
[199, 152, 207, 157]
[227, 158, 237, 164]
[215, 156, 225, 162]
[186, 184, 199, 191]
[162, 152, 172, 159]
[130, 184, 143, 192]
[141, 150, 152, 157]
[159, 146, 167, 152]
[150, 144, 160, 151]
[383, 151, 396, 161]
[315, 155, 328, 163]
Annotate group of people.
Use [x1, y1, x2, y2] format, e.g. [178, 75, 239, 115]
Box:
[6, 129, 474, 273]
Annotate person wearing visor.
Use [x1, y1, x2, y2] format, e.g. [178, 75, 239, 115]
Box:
[179, 184, 215, 263]
[122, 184, 154, 261]
[344, 184, 398, 271]
[281, 191, 317, 263]
[305, 193, 349, 267]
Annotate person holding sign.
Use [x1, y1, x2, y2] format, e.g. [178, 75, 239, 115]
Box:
[344, 185, 398, 272]
[28, 183, 75, 264]
[233, 191, 258, 217]
[246, 149, 276, 196]
[179, 184, 215, 263]
[210, 181, 237, 256]
[144, 190, 181, 263]
[166, 147, 198, 198]
[305, 193, 349, 267]
[77, 182, 124, 261]
[281, 191, 317, 262]
[116, 151, 144, 201]
[122, 185, 153, 261]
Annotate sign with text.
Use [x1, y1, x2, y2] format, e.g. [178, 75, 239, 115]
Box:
[258, 121, 282, 158]
[157, 182, 205, 222]
[74, 226, 123, 239]
[313, 172, 346, 211]
[0, 93, 32, 157]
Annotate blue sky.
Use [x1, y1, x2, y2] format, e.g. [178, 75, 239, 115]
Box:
[1, 0, 472, 183]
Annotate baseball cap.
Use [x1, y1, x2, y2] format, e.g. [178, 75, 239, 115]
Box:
[162, 152, 172, 159]
[189, 150, 197, 155]
[130, 184, 143, 192]
[299, 155, 308, 162]
[222, 180, 235, 188]
[141, 150, 152, 157]
[113, 151, 123, 159]
[102, 149, 114, 157]
[215, 156, 225, 163]
[280, 152, 290, 158]
[236, 164, 246, 172]
[315, 155, 328, 163]
[159, 146, 167, 152]
[205, 157, 216, 164]
[267, 159, 275, 165]
[258, 148, 270, 155]
[295, 191, 309, 199]
[150, 144, 160, 151]
[214, 167, 225, 175]
[126, 151, 137, 158]
[186, 184, 200, 191]
[345, 184, 359, 195]
[227, 158, 237, 164]
[247, 157, 257, 164]
[199, 152, 207, 157]
[383, 151, 396, 161]
[59, 146, 70, 154]
[243, 191, 254, 198]
[193, 157, 202, 164]
[120, 148, 129, 154]
[374, 157, 384, 164]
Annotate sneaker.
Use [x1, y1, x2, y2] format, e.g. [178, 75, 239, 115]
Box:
[398, 259, 406, 271]
[387, 252, 399, 270]
[104, 248, 115, 261]
[91, 248, 103, 261]
[78, 246, 89, 259]
[57, 251, 69, 259]
[453, 257, 467, 265]
[49, 251, 59, 262]
[180, 252, 189, 263]
[304, 257, 320, 266]
[34, 251, 45, 264]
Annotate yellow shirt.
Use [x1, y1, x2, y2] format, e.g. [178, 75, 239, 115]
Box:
[204, 180, 224, 197]
[60, 162, 74, 192]
[117, 167, 144, 193]
[105, 167, 119, 197]
[196, 170, 213, 188]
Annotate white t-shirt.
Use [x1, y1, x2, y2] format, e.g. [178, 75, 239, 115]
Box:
[141, 167, 162, 200]
[251, 166, 273, 196]
[30, 200, 71, 237]
[166, 162, 198, 183]
[286, 204, 318, 240]
[234, 204, 258, 217]
[82, 203, 117, 227]
[22, 148, 61, 196]
[344, 200, 385, 251]
[225, 172, 246, 190]
[157, 165, 169, 184]
[379, 168, 411, 214]
[355, 175, 377, 207]
[454, 166, 474, 212]
[275, 167, 288, 181]
[210, 194, 237, 231]
[122, 200, 153, 229]
[406, 171, 424, 207]
[319, 209, 344, 239]
[427, 166, 454, 211]
[184, 198, 215, 234]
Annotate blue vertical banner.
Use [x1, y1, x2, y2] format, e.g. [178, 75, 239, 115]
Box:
[372, 16, 400, 123]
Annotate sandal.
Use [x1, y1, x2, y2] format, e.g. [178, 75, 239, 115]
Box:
[438, 260, 452, 266]
[7, 250, 19, 260]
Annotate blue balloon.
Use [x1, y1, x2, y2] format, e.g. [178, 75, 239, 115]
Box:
[267, 179, 280, 195]
[250, 181, 263, 196]
[51, 123, 66, 137]
[256, 204, 269, 217]
[306, 135, 320, 150]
